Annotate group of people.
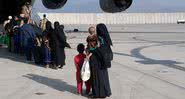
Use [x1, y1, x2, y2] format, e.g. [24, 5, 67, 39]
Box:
[0, 14, 113, 98]
[74, 23, 113, 98]
[0, 14, 70, 69]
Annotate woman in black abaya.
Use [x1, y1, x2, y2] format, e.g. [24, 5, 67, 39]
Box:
[42, 21, 55, 68]
[87, 35, 112, 98]
[96, 23, 113, 68]
[54, 22, 66, 68]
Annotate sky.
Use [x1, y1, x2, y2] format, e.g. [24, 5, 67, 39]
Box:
[127, 0, 185, 13]
[32, 0, 185, 13]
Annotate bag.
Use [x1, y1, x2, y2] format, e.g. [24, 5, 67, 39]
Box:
[81, 59, 91, 81]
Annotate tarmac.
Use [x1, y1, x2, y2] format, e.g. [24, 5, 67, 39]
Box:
[0, 24, 185, 99]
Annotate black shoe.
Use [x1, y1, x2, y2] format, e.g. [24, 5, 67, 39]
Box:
[88, 94, 96, 98]
[58, 65, 63, 69]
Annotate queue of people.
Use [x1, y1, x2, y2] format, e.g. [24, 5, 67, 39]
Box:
[0, 14, 113, 99]
[1, 14, 70, 70]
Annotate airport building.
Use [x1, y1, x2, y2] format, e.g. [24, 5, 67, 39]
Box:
[32, 12, 185, 25]
[31, 0, 185, 25]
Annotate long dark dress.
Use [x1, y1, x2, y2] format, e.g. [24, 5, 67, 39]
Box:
[89, 48, 112, 98]
[43, 28, 57, 65]
[42, 21, 54, 65]
[42, 34, 52, 65]
[54, 25, 66, 66]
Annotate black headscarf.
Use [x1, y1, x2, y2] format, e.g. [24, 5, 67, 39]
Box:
[46, 21, 53, 31]
[44, 21, 53, 37]
[96, 23, 113, 46]
[44, 21, 53, 38]
[43, 21, 56, 49]
[54, 22, 67, 47]
[54, 21, 60, 30]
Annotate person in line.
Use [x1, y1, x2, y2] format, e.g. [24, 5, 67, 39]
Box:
[19, 19, 26, 55]
[74, 43, 91, 95]
[40, 14, 48, 32]
[42, 34, 51, 68]
[0, 32, 4, 46]
[42, 21, 53, 68]
[21, 2, 32, 19]
[46, 21, 58, 69]
[3, 16, 12, 29]
[4, 23, 11, 51]
[54, 22, 69, 69]
[33, 34, 43, 65]
[96, 23, 113, 68]
[87, 31, 112, 98]
[3, 16, 14, 52]
[12, 16, 21, 53]
[7, 16, 15, 52]
[21, 18, 36, 61]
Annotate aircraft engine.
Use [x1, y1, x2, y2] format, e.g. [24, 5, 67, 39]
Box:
[42, 0, 67, 9]
[100, 0, 132, 13]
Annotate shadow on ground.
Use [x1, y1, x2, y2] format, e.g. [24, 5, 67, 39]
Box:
[23, 74, 78, 95]
[0, 47, 42, 67]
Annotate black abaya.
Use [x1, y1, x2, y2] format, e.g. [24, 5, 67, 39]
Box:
[43, 21, 56, 65]
[89, 48, 112, 98]
[54, 24, 66, 66]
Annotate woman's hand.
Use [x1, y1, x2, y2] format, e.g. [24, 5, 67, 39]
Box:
[110, 45, 113, 49]
[86, 53, 92, 60]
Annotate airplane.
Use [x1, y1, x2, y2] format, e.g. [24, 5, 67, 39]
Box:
[0, 0, 132, 22]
